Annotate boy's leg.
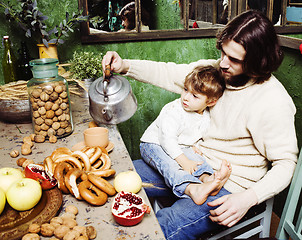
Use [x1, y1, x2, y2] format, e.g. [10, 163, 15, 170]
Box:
[140, 142, 202, 198]
[133, 158, 231, 240]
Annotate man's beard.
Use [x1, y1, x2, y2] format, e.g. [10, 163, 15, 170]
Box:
[224, 73, 251, 87]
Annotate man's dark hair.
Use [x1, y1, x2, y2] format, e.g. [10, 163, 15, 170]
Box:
[216, 10, 283, 83]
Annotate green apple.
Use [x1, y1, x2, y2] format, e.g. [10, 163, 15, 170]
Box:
[6, 178, 42, 211]
[0, 167, 24, 193]
[114, 171, 142, 194]
[0, 188, 5, 215]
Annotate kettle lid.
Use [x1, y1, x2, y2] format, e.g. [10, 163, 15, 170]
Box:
[95, 75, 126, 96]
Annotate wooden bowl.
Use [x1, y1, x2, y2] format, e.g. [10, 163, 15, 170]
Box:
[0, 99, 31, 123]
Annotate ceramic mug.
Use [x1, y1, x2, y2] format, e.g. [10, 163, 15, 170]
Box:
[84, 127, 109, 148]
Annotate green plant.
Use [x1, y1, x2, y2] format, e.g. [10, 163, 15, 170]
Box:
[0, 0, 96, 47]
[69, 51, 103, 80]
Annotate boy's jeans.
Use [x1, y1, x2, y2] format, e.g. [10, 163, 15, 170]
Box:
[134, 142, 231, 240]
[140, 142, 214, 198]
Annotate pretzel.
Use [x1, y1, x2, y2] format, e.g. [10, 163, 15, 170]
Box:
[71, 151, 91, 171]
[64, 169, 87, 199]
[87, 174, 116, 196]
[78, 180, 108, 206]
[54, 162, 74, 194]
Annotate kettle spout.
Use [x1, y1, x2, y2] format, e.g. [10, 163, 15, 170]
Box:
[102, 108, 113, 121]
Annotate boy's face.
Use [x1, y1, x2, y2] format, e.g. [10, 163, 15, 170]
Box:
[219, 39, 246, 82]
[181, 85, 212, 114]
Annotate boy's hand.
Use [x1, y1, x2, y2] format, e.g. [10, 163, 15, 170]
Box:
[193, 145, 203, 155]
[175, 154, 203, 174]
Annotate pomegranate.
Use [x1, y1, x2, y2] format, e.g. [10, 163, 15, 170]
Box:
[112, 191, 151, 226]
[24, 164, 57, 190]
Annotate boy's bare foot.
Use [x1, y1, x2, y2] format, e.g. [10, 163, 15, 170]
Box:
[206, 160, 232, 196]
[184, 160, 232, 205]
[185, 173, 222, 205]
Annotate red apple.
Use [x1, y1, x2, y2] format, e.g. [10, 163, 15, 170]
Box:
[0, 167, 24, 193]
[6, 178, 42, 211]
[0, 188, 5, 215]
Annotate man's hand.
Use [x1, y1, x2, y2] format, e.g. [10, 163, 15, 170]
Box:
[208, 189, 258, 227]
[102, 51, 130, 74]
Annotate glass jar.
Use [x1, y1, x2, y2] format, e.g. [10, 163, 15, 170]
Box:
[27, 58, 73, 138]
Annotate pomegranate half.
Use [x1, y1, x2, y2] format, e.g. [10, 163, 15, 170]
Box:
[112, 191, 151, 226]
[24, 164, 57, 190]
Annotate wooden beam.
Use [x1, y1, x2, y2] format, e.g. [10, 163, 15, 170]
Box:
[278, 35, 302, 50]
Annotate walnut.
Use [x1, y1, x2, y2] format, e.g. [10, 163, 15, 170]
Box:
[54, 225, 70, 239]
[62, 217, 77, 229]
[52, 122, 60, 130]
[57, 128, 65, 136]
[41, 123, 50, 131]
[46, 110, 55, 119]
[65, 205, 78, 215]
[35, 117, 44, 126]
[32, 102, 39, 111]
[61, 212, 76, 220]
[55, 108, 63, 116]
[47, 128, 56, 137]
[45, 118, 53, 126]
[16, 157, 27, 167]
[50, 92, 59, 101]
[60, 121, 69, 129]
[65, 126, 72, 133]
[73, 226, 86, 235]
[43, 85, 54, 95]
[29, 134, 36, 141]
[45, 101, 54, 110]
[37, 99, 46, 107]
[32, 89, 42, 98]
[38, 107, 46, 115]
[21, 144, 32, 155]
[22, 159, 34, 168]
[60, 91, 68, 99]
[55, 85, 63, 94]
[22, 233, 40, 240]
[34, 135, 45, 143]
[40, 223, 55, 237]
[28, 223, 41, 233]
[50, 216, 63, 228]
[85, 226, 97, 240]
[51, 103, 59, 111]
[49, 135, 57, 143]
[10, 150, 19, 158]
[60, 103, 68, 110]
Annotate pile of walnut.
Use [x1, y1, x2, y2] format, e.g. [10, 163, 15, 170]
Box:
[22, 205, 97, 240]
[18, 145, 116, 206]
[29, 81, 73, 138]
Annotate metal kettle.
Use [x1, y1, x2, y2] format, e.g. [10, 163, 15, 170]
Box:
[88, 65, 137, 125]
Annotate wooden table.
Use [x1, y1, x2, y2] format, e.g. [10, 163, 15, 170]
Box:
[0, 82, 165, 240]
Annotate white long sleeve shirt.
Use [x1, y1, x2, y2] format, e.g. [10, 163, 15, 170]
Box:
[140, 98, 211, 159]
[125, 59, 298, 203]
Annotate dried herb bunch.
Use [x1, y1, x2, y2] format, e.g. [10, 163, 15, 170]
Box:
[69, 51, 103, 80]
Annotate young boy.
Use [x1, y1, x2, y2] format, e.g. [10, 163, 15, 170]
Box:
[140, 65, 231, 205]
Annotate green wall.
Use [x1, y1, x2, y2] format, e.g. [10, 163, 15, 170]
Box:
[1, 0, 302, 217]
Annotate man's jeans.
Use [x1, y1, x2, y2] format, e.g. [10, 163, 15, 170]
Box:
[140, 142, 214, 198]
[134, 143, 231, 240]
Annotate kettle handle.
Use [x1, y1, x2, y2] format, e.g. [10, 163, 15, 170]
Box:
[104, 64, 111, 79]
[103, 64, 112, 96]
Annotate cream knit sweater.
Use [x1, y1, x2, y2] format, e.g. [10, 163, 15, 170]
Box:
[125, 59, 298, 203]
